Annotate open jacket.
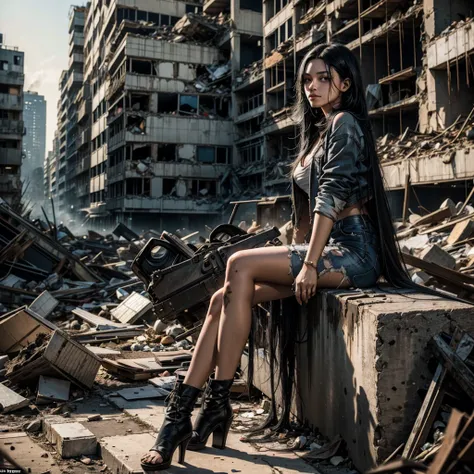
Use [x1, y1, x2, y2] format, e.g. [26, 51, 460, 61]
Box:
[290, 111, 373, 239]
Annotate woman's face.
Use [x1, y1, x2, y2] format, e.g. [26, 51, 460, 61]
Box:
[303, 58, 346, 111]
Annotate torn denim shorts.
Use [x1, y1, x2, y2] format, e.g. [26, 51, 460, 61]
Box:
[288, 215, 381, 288]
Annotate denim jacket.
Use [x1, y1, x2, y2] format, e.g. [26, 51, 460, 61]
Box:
[291, 111, 372, 236]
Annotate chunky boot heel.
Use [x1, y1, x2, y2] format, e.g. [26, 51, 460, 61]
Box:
[141, 383, 200, 471]
[212, 417, 233, 449]
[188, 378, 234, 451]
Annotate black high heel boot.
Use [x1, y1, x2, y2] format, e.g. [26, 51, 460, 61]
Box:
[141, 382, 201, 471]
[188, 378, 234, 451]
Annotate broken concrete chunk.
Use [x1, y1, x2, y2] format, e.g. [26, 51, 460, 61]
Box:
[37, 376, 70, 404]
[111, 292, 153, 325]
[49, 422, 97, 458]
[25, 419, 42, 433]
[418, 244, 456, 269]
[0, 383, 29, 413]
[29, 291, 59, 320]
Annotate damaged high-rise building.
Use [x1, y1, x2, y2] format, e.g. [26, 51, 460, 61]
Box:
[241, 0, 474, 214]
[0, 38, 24, 210]
[49, 0, 474, 230]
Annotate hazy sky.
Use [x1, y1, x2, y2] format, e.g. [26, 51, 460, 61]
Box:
[0, 0, 87, 151]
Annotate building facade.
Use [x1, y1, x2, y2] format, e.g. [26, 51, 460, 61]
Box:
[23, 91, 47, 206]
[0, 39, 24, 210]
[23, 91, 46, 178]
[51, 0, 474, 228]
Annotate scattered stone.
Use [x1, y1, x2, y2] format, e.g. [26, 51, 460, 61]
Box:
[25, 419, 42, 433]
[80, 456, 92, 465]
[330, 456, 345, 466]
[87, 414, 102, 422]
[161, 335, 174, 345]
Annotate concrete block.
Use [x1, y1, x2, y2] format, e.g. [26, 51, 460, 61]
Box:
[418, 243, 456, 269]
[101, 430, 315, 474]
[0, 432, 62, 474]
[49, 422, 97, 458]
[111, 291, 153, 325]
[246, 288, 474, 472]
[0, 382, 29, 413]
[447, 219, 474, 245]
[37, 375, 70, 404]
[29, 290, 59, 319]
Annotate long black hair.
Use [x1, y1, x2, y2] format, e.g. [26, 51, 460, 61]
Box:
[292, 42, 434, 290]
[248, 43, 465, 435]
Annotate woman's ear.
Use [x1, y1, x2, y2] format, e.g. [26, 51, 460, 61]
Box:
[341, 79, 351, 92]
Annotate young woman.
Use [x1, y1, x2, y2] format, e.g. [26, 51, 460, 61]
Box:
[140, 42, 419, 470]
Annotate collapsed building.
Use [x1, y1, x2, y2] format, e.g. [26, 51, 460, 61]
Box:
[239, 0, 474, 213]
[43, 0, 474, 230]
[0, 39, 24, 210]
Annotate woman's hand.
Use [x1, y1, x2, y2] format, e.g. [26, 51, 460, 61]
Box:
[294, 264, 318, 305]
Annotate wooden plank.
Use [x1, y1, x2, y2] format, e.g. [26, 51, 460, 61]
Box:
[72, 307, 128, 328]
[419, 212, 474, 235]
[402, 174, 410, 223]
[457, 187, 474, 216]
[402, 252, 474, 286]
[426, 409, 465, 474]
[413, 206, 453, 228]
[431, 335, 474, 402]
[0, 309, 55, 354]
[403, 332, 467, 459]
[43, 330, 101, 389]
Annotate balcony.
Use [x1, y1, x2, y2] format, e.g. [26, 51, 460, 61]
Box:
[0, 70, 25, 86]
[69, 53, 84, 69]
[0, 148, 22, 166]
[203, 0, 229, 15]
[106, 197, 221, 214]
[67, 71, 84, 90]
[0, 119, 24, 137]
[0, 93, 22, 110]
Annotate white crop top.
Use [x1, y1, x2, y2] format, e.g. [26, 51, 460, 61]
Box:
[293, 159, 311, 196]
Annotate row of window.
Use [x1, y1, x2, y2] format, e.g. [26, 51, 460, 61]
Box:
[108, 144, 232, 166]
[93, 99, 107, 122]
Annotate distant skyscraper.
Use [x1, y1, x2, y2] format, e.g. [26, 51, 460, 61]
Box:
[23, 91, 46, 177]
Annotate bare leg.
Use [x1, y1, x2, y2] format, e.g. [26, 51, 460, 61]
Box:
[184, 282, 294, 388]
[215, 246, 350, 380]
[141, 281, 293, 466]
[141, 246, 349, 466]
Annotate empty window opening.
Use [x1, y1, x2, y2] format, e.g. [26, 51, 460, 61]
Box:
[127, 94, 150, 112]
[158, 143, 177, 162]
[132, 144, 151, 161]
[127, 115, 146, 134]
[131, 59, 153, 75]
[179, 95, 198, 114]
[158, 93, 178, 113]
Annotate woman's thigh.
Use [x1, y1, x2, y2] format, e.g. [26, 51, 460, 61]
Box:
[226, 246, 294, 287]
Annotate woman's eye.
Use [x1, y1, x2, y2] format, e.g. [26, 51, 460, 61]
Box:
[320, 76, 329, 82]
[304, 78, 312, 84]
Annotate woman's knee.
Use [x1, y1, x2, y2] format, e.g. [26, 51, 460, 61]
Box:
[207, 288, 223, 320]
[227, 250, 249, 275]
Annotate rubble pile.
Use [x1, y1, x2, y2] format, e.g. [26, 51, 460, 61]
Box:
[377, 105, 474, 164]
[367, 328, 474, 474]
[396, 196, 474, 300]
